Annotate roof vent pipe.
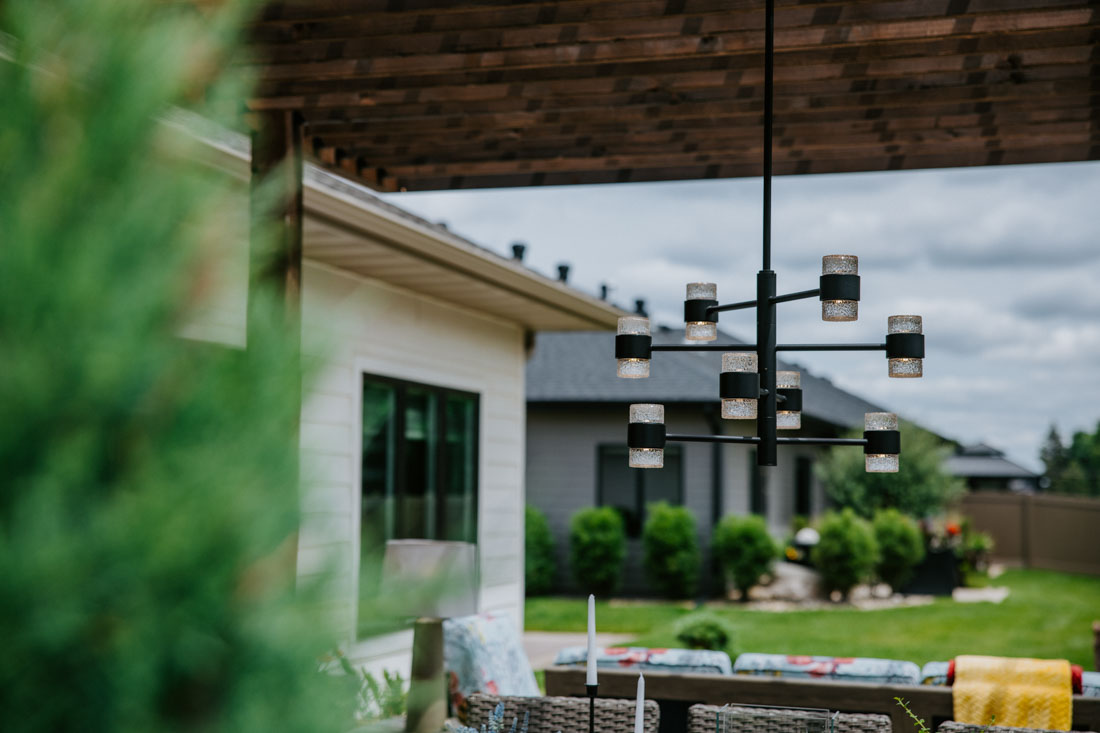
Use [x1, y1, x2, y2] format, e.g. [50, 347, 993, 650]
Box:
[557, 264, 570, 283]
[635, 299, 648, 316]
[599, 283, 609, 300]
[511, 242, 526, 261]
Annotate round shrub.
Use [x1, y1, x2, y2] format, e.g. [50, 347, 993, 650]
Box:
[525, 505, 556, 596]
[872, 508, 925, 592]
[811, 509, 879, 599]
[642, 502, 701, 598]
[674, 612, 737, 655]
[712, 514, 779, 600]
[569, 507, 626, 594]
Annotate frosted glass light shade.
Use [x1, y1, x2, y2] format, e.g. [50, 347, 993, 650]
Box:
[776, 370, 801, 430]
[686, 282, 717, 300]
[777, 370, 800, 388]
[617, 316, 651, 378]
[888, 314, 923, 378]
[822, 254, 859, 322]
[865, 411, 899, 473]
[685, 282, 718, 341]
[629, 403, 664, 468]
[618, 316, 650, 335]
[721, 352, 758, 420]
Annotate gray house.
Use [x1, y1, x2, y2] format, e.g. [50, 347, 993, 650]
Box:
[525, 324, 889, 595]
[945, 444, 1040, 493]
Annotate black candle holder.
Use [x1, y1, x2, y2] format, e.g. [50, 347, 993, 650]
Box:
[586, 683, 598, 733]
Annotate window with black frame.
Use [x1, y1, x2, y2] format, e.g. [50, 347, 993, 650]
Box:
[597, 444, 683, 537]
[358, 374, 478, 633]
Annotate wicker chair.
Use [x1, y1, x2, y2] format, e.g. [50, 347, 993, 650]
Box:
[938, 722, 1096, 733]
[687, 704, 892, 733]
[466, 694, 660, 733]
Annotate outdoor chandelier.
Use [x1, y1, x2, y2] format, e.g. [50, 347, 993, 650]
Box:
[615, 0, 925, 473]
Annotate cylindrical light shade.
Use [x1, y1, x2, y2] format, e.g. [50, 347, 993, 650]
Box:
[685, 282, 718, 341]
[776, 370, 801, 430]
[865, 412, 899, 473]
[617, 316, 651, 378]
[629, 403, 665, 468]
[721, 352, 758, 420]
[888, 315, 923, 378]
[821, 255, 859, 322]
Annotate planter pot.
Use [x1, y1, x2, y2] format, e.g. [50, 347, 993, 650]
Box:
[900, 548, 958, 596]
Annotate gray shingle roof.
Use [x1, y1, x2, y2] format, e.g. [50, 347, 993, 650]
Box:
[944, 447, 1038, 479]
[526, 326, 888, 430]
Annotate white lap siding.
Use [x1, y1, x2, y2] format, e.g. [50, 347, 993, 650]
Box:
[299, 260, 526, 674]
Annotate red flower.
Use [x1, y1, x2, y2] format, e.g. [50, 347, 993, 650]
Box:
[946, 522, 960, 536]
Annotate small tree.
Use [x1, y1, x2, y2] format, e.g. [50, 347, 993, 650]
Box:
[812, 510, 879, 599]
[525, 505, 557, 596]
[642, 502, 700, 598]
[818, 422, 964, 518]
[872, 509, 925, 592]
[569, 507, 626, 594]
[712, 514, 778, 601]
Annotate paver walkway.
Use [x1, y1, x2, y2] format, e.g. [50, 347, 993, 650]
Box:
[523, 631, 635, 671]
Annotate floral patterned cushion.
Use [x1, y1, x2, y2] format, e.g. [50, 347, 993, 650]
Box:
[553, 646, 733, 675]
[733, 653, 921, 685]
[444, 612, 540, 721]
[1082, 671, 1100, 698]
[921, 661, 952, 686]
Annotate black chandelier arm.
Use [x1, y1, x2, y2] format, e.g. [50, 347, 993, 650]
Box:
[776, 342, 887, 352]
[650, 343, 758, 352]
[664, 433, 868, 448]
[771, 287, 821, 305]
[666, 433, 761, 444]
[707, 298, 758, 314]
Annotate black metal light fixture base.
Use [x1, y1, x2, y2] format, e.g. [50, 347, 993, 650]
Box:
[616, 0, 922, 473]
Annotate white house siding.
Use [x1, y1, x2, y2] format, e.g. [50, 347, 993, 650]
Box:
[299, 260, 527, 675]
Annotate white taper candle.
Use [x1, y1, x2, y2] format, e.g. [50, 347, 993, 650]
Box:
[634, 674, 645, 733]
[586, 594, 597, 686]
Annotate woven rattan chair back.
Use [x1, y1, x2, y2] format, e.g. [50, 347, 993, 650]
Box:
[687, 704, 892, 733]
[939, 721, 1096, 733]
[467, 694, 660, 733]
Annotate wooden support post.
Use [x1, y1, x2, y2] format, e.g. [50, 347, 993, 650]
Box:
[248, 109, 304, 528]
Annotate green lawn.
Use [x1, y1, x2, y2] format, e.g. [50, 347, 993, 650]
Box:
[526, 569, 1100, 668]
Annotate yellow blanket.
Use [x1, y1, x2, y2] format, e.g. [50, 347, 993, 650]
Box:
[953, 655, 1072, 731]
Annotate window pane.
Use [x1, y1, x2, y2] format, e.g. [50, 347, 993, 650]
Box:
[360, 379, 396, 608]
[795, 456, 812, 517]
[397, 387, 437, 539]
[442, 394, 478, 542]
[643, 445, 682, 509]
[598, 445, 641, 537]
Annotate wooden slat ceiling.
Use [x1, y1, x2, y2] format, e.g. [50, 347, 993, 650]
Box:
[248, 0, 1100, 191]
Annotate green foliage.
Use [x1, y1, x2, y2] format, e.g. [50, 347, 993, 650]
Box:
[872, 509, 926, 592]
[0, 1, 352, 730]
[673, 612, 737, 655]
[818, 423, 964, 518]
[642, 502, 700, 598]
[336, 654, 406, 724]
[569, 507, 626, 594]
[1040, 422, 1100, 496]
[525, 505, 556, 596]
[812, 510, 879, 598]
[957, 521, 995, 577]
[712, 514, 779, 599]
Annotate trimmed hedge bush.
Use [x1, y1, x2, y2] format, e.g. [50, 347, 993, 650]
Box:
[812, 509, 879, 598]
[674, 612, 737, 655]
[569, 507, 626, 594]
[872, 508, 925, 592]
[642, 502, 700, 598]
[525, 505, 556, 596]
[712, 514, 778, 600]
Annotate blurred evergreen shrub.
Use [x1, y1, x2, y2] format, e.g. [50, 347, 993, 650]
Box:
[525, 505, 556, 596]
[642, 502, 700, 599]
[569, 507, 625, 594]
[0, 0, 353, 729]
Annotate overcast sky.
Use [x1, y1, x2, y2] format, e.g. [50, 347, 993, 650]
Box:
[381, 160, 1100, 472]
